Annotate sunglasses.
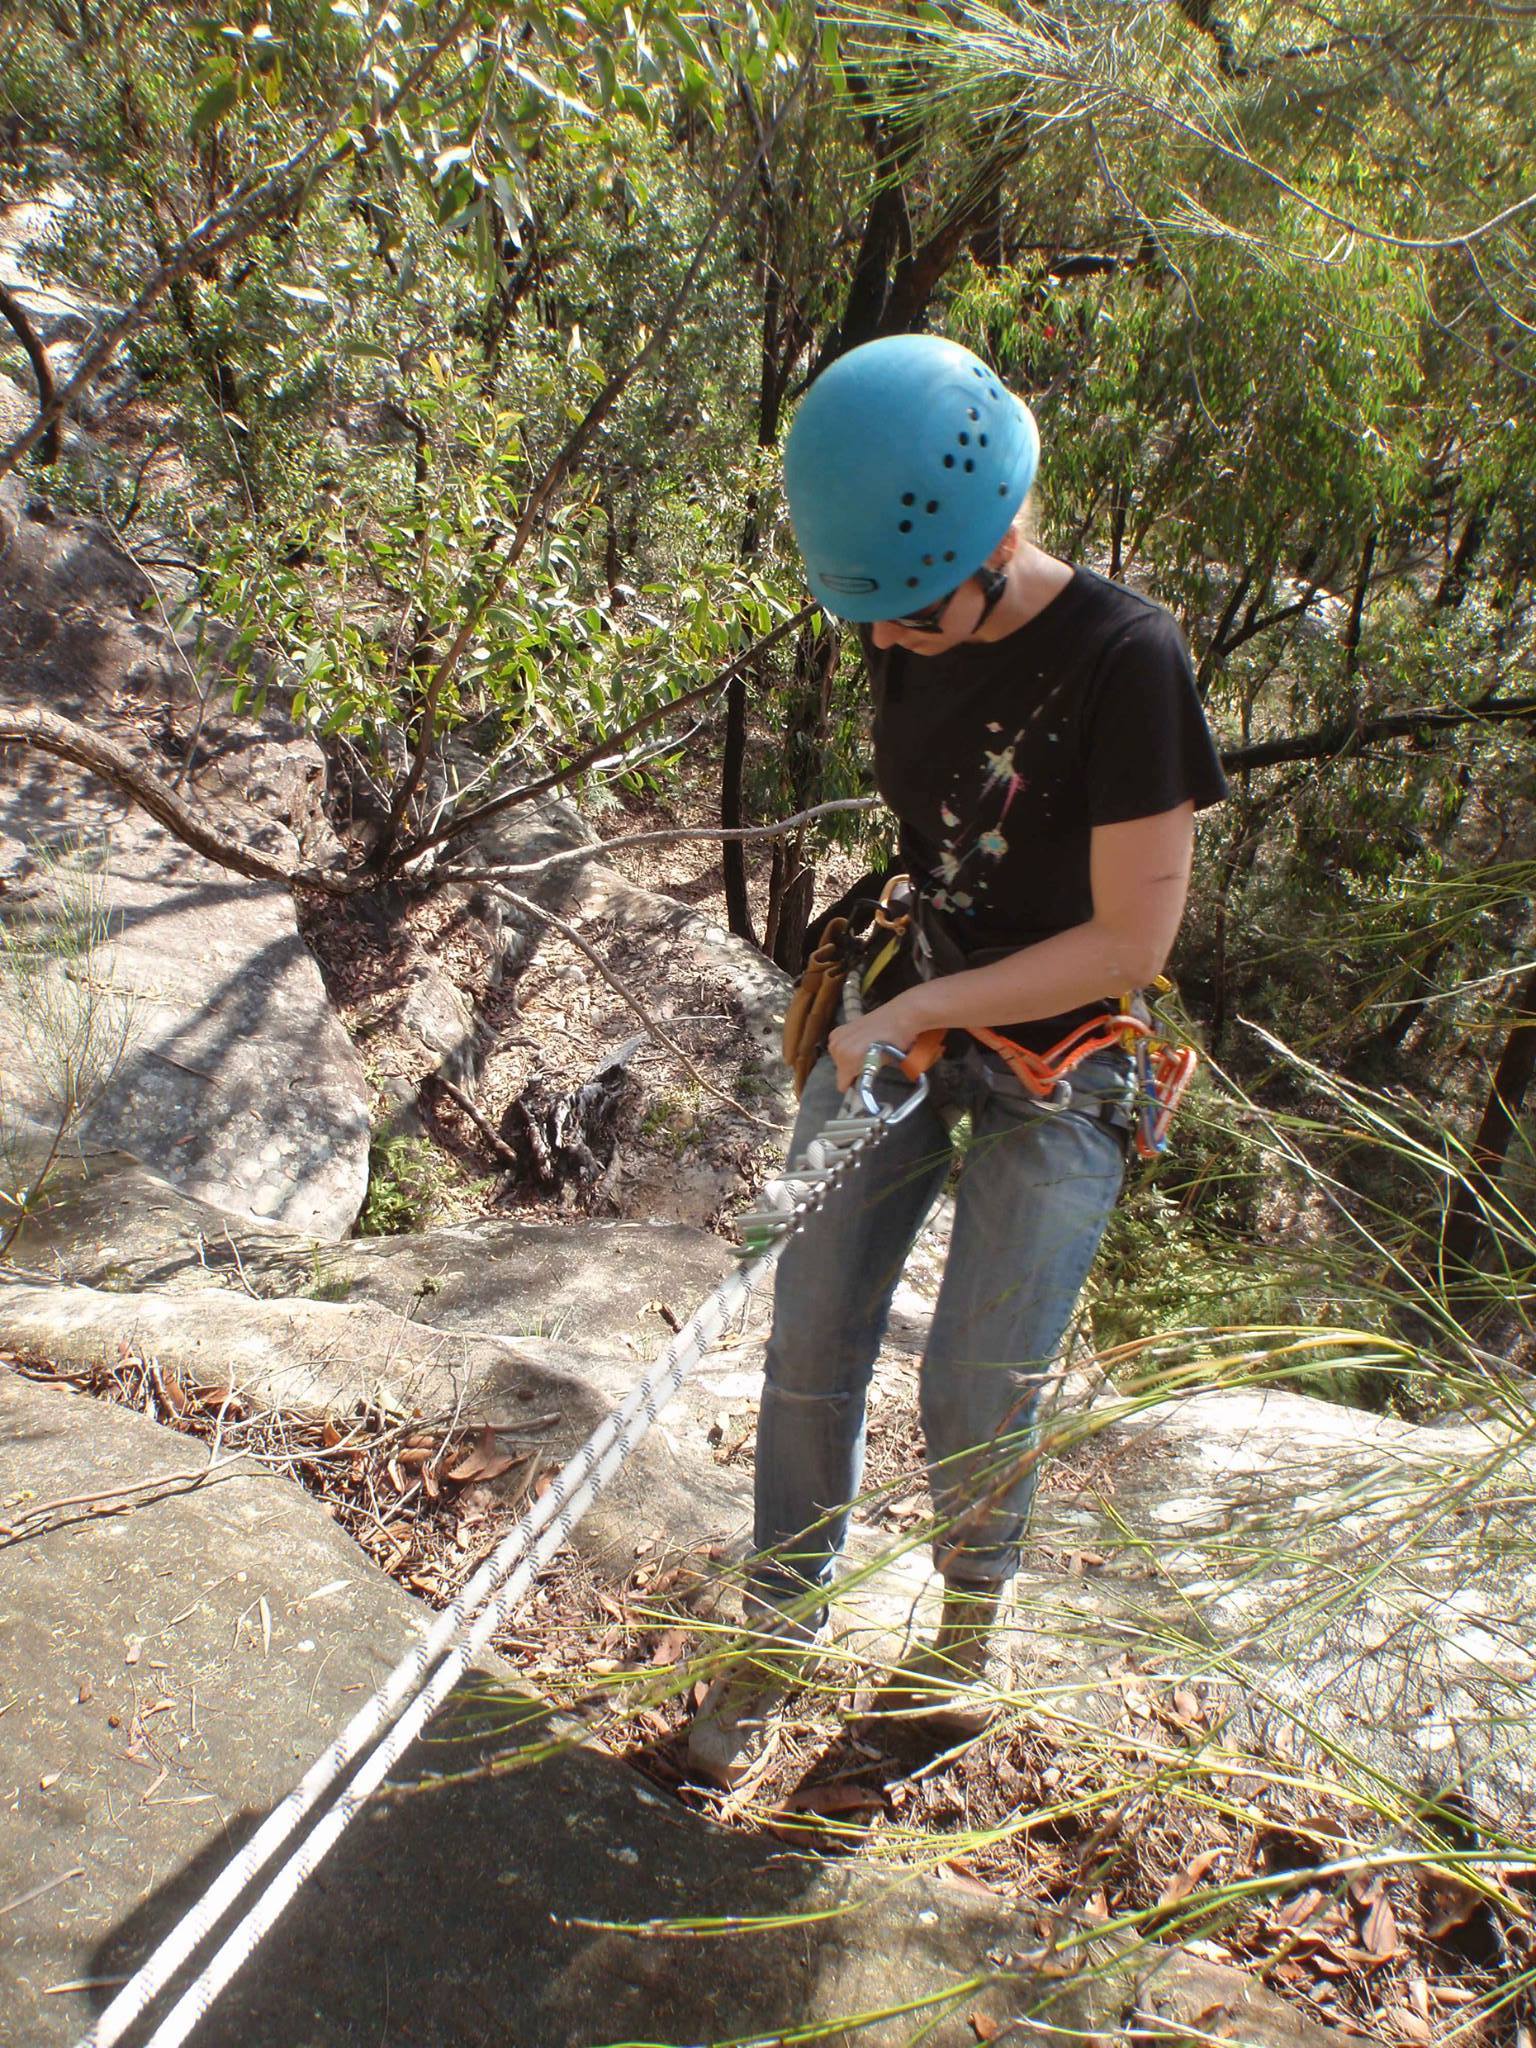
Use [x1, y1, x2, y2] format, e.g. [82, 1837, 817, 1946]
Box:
[889, 562, 1008, 634]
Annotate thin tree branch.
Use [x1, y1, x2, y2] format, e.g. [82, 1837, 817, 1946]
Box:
[0, 707, 363, 893]
[454, 797, 880, 887]
[374, 62, 811, 868]
[1221, 695, 1536, 773]
[397, 603, 818, 859]
[0, 2, 486, 481]
[487, 885, 774, 1129]
[434, 1074, 523, 1169]
[0, 282, 60, 465]
[1213, 581, 1327, 665]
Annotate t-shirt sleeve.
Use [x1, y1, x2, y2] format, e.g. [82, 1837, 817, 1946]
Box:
[1083, 611, 1228, 826]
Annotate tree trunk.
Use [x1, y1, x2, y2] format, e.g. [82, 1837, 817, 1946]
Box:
[1442, 962, 1536, 1277]
[1434, 506, 1487, 611]
[1109, 479, 1128, 580]
[762, 839, 786, 963]
[0, 282, 60, 464]
[720, 671, 756, 946]
[1343, 526, 1376, 681]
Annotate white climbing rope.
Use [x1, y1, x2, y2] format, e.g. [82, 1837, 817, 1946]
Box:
[80, 1045, 926, 2048]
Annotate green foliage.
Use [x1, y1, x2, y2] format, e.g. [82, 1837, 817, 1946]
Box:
[5, 0, 1534, 1343]
[357, 1132, 464, 1237]
[0, 841, 137, 1258]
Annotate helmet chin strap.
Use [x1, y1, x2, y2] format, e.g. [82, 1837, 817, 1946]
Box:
[970, 561, 1009, 631]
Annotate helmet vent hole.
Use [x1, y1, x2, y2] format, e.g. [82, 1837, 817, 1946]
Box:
[943, 550, 956, 563]
[906, 576, 920, 588]
[988, 386, 1000, 400]
[922, 554, 935, 567]
[901, 492, 916, 506]
[972, 365, 984, 376]
[963, 459, 975, 473]
[967, 406, 979, 421]
[998, 484, 1008, 496]
[926, 499, 939, 514]
[943, 454, 955, 468]
[979, 434, 988, 447]
[898, 519, 913, 533]
[958, 432, 970, 446]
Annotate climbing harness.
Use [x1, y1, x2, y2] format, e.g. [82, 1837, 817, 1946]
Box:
[791, 874, 1200, 1157]
[1124, 985, 1199, 1158]
[78, 1045, 924, 2048]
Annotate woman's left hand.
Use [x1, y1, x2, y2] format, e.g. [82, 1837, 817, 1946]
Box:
[826, 992, 927, 1093]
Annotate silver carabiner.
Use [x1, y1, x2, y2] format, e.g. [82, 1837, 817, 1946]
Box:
[856, 1042, 931, 1125]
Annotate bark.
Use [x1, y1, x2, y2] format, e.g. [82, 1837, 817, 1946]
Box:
[0, 281, 60, 464]
[1434, 506, 1487, 611]
[968, 181, 1005, 271]
[1442, 962, 1536, 1276]
[722, 118, 813, 950]
[0, 707, 360, 894]
[762, 839, 786, 964]
[720, 671, 756, 946]
[770, 617, 842, 975]
[830, 176, 911, 358]
[1174, 0, 1244, 73]
[1198, 567, 1253, 696]
[1343, 526, 1377, 681]
[1109, 479, 1128, 581]
[1220, 693, 1536, 773]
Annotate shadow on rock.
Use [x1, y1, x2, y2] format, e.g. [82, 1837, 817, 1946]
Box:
[90, 1676, 1029, 2048]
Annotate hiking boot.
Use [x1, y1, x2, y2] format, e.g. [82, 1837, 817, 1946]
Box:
[870, 1582, 1008, 1739]
[686, 1605, 825, 1787]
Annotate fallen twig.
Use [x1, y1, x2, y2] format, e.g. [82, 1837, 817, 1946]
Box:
[435, 1074, 523, 1170]
[489, 884, 773, 1129]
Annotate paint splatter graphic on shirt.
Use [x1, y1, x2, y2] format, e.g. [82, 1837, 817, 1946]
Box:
[927, 678, 1072, 915]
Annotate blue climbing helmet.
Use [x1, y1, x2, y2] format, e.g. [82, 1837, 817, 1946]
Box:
[782, 334, 1039, 623]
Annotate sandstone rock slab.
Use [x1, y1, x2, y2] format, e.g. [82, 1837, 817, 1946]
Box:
[0, 481, 369, 1234]
[0, 1368, 1347, 2048]
[834, 1381, 1536, 1840]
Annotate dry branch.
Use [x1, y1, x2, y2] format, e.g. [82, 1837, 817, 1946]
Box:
[1221, 694, 1536, 773]
[435, 1073, 524, 1170]
[0, 706, 364, 893]
[454, 797, 881, 888]
[0, 282, 60, 465]
[489, 883, 774, 1129]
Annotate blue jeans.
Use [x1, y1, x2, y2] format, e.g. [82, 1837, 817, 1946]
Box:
[751, 1039, 1130, 1608]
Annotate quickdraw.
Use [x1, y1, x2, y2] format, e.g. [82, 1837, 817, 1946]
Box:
[735, 1040, 931, 1259]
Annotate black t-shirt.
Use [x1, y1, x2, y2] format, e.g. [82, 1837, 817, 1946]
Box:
[863, 566, 1228, 1051]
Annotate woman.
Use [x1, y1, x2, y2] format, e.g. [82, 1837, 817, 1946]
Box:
[688, 334, 1227, 1783]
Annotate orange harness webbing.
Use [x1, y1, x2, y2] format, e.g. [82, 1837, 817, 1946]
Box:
[861, 876, 1197, 1154]
[899, 1011, 1150, 1095]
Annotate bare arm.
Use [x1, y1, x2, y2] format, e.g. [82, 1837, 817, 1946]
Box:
[826, 803, 1197, 1089]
